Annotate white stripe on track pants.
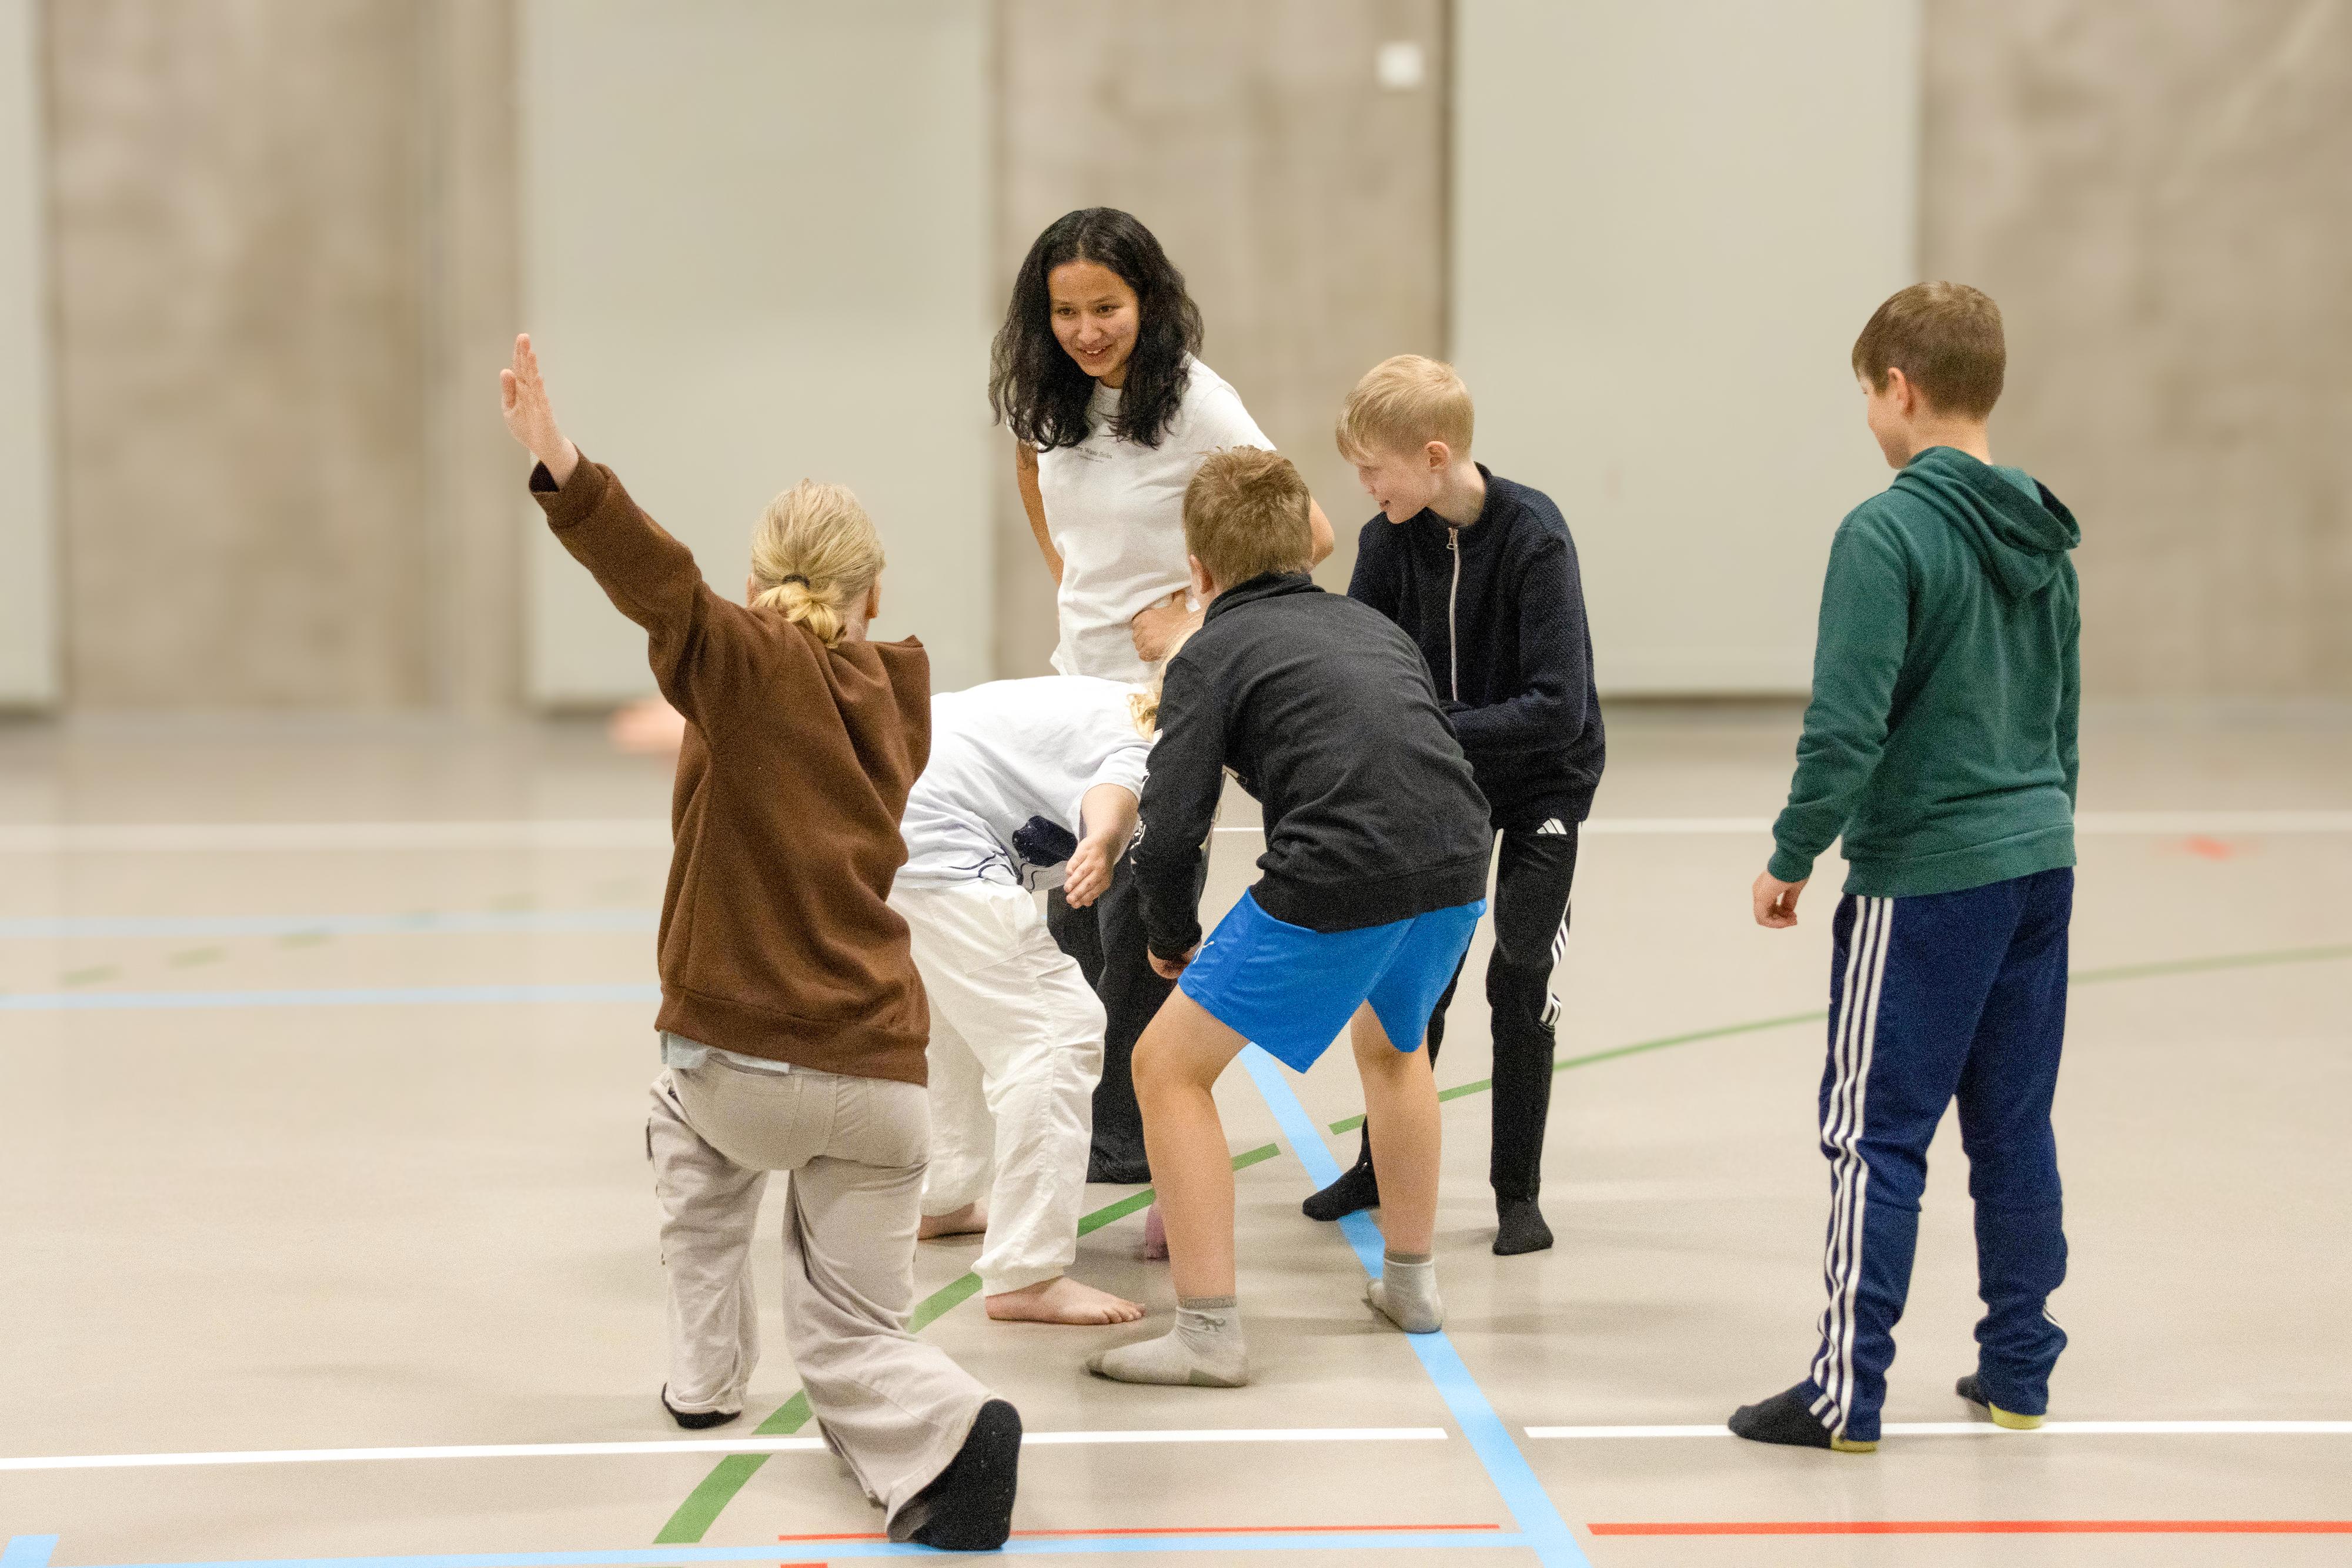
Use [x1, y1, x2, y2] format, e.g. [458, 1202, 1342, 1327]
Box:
[893, 879, 1108, 1296]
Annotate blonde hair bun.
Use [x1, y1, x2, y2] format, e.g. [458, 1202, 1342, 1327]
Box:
[748, 480, 886, 646]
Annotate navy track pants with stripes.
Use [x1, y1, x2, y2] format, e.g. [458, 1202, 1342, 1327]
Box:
[1799, 867, 2073, 1444]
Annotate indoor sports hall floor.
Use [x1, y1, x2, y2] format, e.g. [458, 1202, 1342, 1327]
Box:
[2, 705, 2347, 1567]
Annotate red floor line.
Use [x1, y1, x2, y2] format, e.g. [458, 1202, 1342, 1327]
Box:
[1590, 1520, 2352, 1537]
[1012, 1523, 1504, 1539]
[777, 1523, 1506, 1543]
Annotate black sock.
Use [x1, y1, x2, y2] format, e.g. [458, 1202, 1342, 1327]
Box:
[1087, 1146, 1151, 1185]
[899, 1399, 1022, 1551]
[1302, 1155, 1379, 1222]
[661, 1388, 738, 1431]
[1728, 1385, 1832, 1449]
[1492, 1198, 1553, 1256]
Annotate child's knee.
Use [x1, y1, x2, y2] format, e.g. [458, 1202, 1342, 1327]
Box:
[1348, 1028, 1396, 1075]
[1351, 1016, 1423, 1078]
[1132, 1028, 1204, 1102]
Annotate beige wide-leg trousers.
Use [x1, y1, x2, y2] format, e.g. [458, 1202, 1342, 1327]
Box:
[892, 881, 1106, 1296]
[647, 1055, 992, 1530]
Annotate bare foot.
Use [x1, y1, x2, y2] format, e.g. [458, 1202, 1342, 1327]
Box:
[919, 1201, 987, 1240]
[985, 1276, 1146, 1326]
[1138, 1201, 1168, 1261]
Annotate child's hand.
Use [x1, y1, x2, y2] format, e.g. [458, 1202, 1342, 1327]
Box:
[1130, 591, 1201, 663]
[500, 333, 580, 486]
[1753, 871, 1807, 929]
[1148, 943, 1199, 980]
[1064, 834, 1115, 908]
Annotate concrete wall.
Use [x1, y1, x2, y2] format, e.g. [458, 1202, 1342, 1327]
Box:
[521, 0, 993, 704]
[44, 0, 520, 711]
[991, 0, 1449, 677]
[422, 2, 524, 717]
[27, 1, 2348, 707]
[1923, 0, 2352, 699]
[1452, 0, 1923, 696]
[0, 0, 52, 707]
[48, 0, 430, 709]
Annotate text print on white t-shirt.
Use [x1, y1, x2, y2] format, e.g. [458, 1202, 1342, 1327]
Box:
[1036, 357, 1272, 685]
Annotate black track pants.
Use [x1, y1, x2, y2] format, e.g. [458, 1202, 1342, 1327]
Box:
[1352, 818, 1579, 1204]
[1048, 850, 1177, 1174]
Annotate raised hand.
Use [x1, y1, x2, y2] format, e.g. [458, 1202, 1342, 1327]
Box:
[500, 333, 580, 486]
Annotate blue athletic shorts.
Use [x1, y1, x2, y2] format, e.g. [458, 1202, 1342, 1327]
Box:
[1177, 891, 1486, 1072]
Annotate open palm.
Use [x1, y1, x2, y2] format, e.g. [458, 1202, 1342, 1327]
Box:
[500, 333, 579, 484]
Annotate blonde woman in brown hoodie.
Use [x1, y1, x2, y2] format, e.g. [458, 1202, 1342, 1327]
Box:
[500, 335, 1018, 1552]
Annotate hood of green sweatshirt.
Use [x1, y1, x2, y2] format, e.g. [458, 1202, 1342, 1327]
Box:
[1891, 446, 2080, 600]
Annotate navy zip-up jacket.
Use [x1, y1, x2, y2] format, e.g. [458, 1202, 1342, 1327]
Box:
[1134, 572, 1493, 962]
[1349, 466, 1606, 827]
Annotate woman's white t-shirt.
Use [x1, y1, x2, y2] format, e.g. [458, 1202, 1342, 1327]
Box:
[898, 676, 1152, 891]
[1035, 357, 1272, 684]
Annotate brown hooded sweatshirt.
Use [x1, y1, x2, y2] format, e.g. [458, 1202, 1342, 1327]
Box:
[532, 457, 933, 1084]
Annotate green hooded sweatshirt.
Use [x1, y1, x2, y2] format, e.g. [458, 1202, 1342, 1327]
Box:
[1769, 445, 2082, 898]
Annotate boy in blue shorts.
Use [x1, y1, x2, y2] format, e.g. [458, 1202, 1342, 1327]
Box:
[1086, 447, 1494, 1388]
[1731, 282, 2082, 1453]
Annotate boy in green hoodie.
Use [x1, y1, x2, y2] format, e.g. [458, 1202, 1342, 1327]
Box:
[1730, 283, 2082, 1455]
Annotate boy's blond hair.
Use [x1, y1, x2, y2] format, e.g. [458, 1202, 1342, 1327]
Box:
[1852, 282, 2006, 419]
[1335, 354, 1475, 461]
[749, 480, 886, 646]
[1182, 448, 1314, 590]
[1127, 624, 1193, 734]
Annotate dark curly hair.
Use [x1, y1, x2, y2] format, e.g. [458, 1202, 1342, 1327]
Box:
[990, 208, 1204, 452]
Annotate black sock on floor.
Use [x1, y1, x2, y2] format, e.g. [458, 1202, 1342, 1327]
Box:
[900, 1398, 1022, 1551]
[1087, 1148, 1151, 1185]
[660, 1388, 739, 1431]
[1727, 1385, 1832, 1449]
[1302, 1156, 1379, 1222]
[1492, 1198, 1554, 1256]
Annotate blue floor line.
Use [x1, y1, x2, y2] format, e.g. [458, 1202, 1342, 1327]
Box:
[7, 1533, 1522, 1567]
[0, 985, 661, 1014]
[0, 912, 656, 941]
[1237, 1047, 1593, 1568]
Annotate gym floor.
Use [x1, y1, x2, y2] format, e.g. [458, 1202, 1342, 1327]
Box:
[2, 706, 2347, 1566]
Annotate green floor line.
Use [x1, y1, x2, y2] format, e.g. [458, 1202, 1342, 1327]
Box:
[654, 935, 2352, 1541]
[2071, 942, 2352, 987]
[651, 1141, 1281, 1545]
[1323, 941, 2352, 1135]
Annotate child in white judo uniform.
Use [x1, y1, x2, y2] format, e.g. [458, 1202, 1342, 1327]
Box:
[896, 676, 1157, 1326]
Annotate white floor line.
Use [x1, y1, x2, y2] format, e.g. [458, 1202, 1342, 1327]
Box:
[1526, 1420, 2352, 1440]
[0, 1426, 1448, 1473]
[3, 811, 2349, 854]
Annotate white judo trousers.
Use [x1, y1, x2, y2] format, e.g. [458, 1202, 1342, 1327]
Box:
[893, 880, 1107, 1296]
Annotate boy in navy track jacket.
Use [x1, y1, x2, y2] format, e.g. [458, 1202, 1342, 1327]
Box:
[1308, 355, 1605, 1257]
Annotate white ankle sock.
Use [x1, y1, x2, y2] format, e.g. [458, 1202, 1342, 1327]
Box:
[1367, 1250, 1444, 1333]
[1086, 1295, 1248, 1387]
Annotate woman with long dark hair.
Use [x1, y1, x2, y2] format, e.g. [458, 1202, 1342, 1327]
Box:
[991, 209, 1332, 1183]
[993, 208, 1333, 681]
